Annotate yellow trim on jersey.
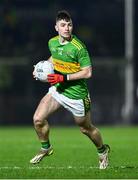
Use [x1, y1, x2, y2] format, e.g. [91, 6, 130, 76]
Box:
[53, 58, 80, 73]
[73, 39, 83, 48]
[71, 39, 83, 50]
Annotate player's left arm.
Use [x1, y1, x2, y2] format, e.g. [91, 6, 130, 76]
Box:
[67, 65, 92, 81]
[47, 65, 92, 85]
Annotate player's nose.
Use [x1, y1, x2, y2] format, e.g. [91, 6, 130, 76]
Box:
[65, 25, 69, 31]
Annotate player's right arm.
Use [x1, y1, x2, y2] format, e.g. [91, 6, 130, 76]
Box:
[47, 56, 53, 63]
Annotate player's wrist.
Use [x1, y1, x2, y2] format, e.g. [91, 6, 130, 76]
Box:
[67, 74, 70, 81]
[63, 74, 69, 81]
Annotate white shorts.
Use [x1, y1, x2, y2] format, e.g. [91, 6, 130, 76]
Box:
[48, 86, 91, 117]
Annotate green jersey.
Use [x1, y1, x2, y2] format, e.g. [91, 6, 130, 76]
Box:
[48, 35, 92, 99]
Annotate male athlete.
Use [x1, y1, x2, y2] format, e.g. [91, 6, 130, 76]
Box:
[30, 10, 110, 169]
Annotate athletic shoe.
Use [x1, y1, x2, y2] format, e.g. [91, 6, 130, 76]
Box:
[30, 146, 53, 164]
[98, 144, 110, 169]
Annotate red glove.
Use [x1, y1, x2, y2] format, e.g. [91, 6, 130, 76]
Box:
[47, 74, 67, 85]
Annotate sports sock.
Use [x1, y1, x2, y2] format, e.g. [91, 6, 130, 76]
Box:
[41, 140, 50, 149]
[97, 144, 106, 153]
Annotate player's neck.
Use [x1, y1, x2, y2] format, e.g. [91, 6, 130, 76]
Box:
[59, 35, 72, 45]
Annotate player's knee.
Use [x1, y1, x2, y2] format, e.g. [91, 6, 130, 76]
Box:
[33, 115, 44, 127]
[80, 126, 89, 135]
[80, 124, 93, 135]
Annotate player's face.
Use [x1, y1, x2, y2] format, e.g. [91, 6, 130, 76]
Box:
[55, 19, 73, 40]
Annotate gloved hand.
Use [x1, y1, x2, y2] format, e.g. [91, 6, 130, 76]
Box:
[47, 74, 67, 85]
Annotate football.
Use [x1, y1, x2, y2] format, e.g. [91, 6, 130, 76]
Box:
[33, 60, 54, 82]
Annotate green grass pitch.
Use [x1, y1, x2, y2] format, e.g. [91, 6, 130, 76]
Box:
[0, 126, 138, 179]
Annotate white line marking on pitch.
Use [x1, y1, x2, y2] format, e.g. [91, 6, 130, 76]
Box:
[0, 166, 99, 170]
[1, 166, 134, 170]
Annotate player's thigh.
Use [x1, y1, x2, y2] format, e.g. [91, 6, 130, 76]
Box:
[73, 111, 92, 127]
[34, 93, 61, 121]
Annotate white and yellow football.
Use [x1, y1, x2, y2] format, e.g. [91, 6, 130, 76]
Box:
[33, 60, 54, 82]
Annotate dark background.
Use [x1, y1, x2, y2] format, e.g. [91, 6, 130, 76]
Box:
[0, 0, 137, 125]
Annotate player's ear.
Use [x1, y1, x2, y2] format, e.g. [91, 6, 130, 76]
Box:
[55, 24, 58, 32]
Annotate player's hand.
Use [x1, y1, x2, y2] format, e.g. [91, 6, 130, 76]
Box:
[32, 65, 37, 79]
[47, 74, 67, 85]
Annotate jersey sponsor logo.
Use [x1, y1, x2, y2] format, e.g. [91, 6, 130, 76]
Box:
[53, 58, 80, 73]
[58, 48, 63, 55]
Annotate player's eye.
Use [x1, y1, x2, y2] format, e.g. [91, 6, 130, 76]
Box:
[68, 23, 72, 27]
[60, 23, 65, 27]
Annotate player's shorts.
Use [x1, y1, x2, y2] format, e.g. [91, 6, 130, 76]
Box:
[48, 86, 91, 117]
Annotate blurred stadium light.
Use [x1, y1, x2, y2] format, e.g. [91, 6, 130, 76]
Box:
[122, 0, 134, 123]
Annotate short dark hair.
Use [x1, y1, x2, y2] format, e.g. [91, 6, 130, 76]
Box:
[56, 10, 71, 22]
